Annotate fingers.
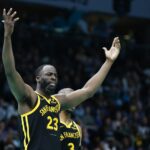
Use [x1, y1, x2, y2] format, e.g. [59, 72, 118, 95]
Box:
[13, 17, 19, 22]
[7, 8, 13, 16]
[115, 37, 121, 49]
[117, 40, 121, 48]
[3, 8, 6, 17]
[11, 11, 17, 18]
[2, 8, 19, 23]
[112, 37, 119, 47]
[112, 37, 121, 50]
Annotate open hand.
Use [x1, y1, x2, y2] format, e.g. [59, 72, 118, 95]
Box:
[103, 37, 121, 62]
[2, 8, 19, 37]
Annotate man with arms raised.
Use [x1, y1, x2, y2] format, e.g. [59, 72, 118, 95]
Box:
[2, 8, 120, 150]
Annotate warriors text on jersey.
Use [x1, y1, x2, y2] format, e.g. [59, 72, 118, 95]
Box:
[18, 92, 61, 150]
[60, 121, 81, 150]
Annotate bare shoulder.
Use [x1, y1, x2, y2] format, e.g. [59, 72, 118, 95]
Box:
[53, 93, 66, 104]
[53, 93, 65, 99]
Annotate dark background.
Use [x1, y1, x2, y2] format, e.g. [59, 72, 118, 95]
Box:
[0, 0, 150, 149]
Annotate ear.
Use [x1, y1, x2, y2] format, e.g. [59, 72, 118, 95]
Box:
[36, 76, 41, 82]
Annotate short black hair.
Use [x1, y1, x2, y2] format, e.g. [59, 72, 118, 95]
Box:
[35, 64, 47, 77]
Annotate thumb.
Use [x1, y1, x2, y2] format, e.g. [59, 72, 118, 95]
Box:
[102, 47, 108, 53]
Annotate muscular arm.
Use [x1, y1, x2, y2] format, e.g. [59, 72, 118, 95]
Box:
[55, 37, 120, 110]
[56, 60, 113, 109]
[2, 8, 35, 104]
[2, 36, 34, 102]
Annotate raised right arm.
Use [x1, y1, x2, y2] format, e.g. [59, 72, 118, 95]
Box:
[2, 8, 35, 103]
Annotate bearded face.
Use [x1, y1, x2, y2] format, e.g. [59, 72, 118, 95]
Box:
[37, 65, 58, 94]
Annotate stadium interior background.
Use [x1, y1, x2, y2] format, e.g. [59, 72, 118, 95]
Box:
[0, 0, 150, 149]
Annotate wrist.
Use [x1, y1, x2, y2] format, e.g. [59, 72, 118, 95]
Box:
[4, 34, 12, 38]
[106, 58, 115, 64]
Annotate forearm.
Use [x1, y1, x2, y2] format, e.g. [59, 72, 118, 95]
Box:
[83, 59, 114, 96]
[2, 35, 16, 74]
[60, 37, 120, 109]
[2, 35, 33, 102]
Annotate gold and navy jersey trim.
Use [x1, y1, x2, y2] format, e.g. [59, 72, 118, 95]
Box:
[51, 95, 61, 111]
[21, 95, 41, 117]
[73, 121, 82, 146]
[35, 91, 61, 111]
[74, 121, 81, 138]
[60, 120, 81, 138]
[21, 115, 30, 150]
[60, 121, 73, 128]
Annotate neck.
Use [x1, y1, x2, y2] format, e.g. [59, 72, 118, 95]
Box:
[36, 85, 54, 99]
[60, 111, 72, 124]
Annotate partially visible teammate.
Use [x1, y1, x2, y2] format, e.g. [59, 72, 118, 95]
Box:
[59, 88, 82, 150]
[2, 8, 120, 150]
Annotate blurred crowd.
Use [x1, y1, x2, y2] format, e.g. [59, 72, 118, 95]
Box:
[0, 8, 150, 150]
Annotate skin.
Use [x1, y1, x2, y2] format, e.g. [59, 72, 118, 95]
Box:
[2, 8, 121, 114]
[59, 88, 82, 146]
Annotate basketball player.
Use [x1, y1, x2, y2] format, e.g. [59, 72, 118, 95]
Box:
[59, 88, 82, 150]
[2, 8, 120, 150]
